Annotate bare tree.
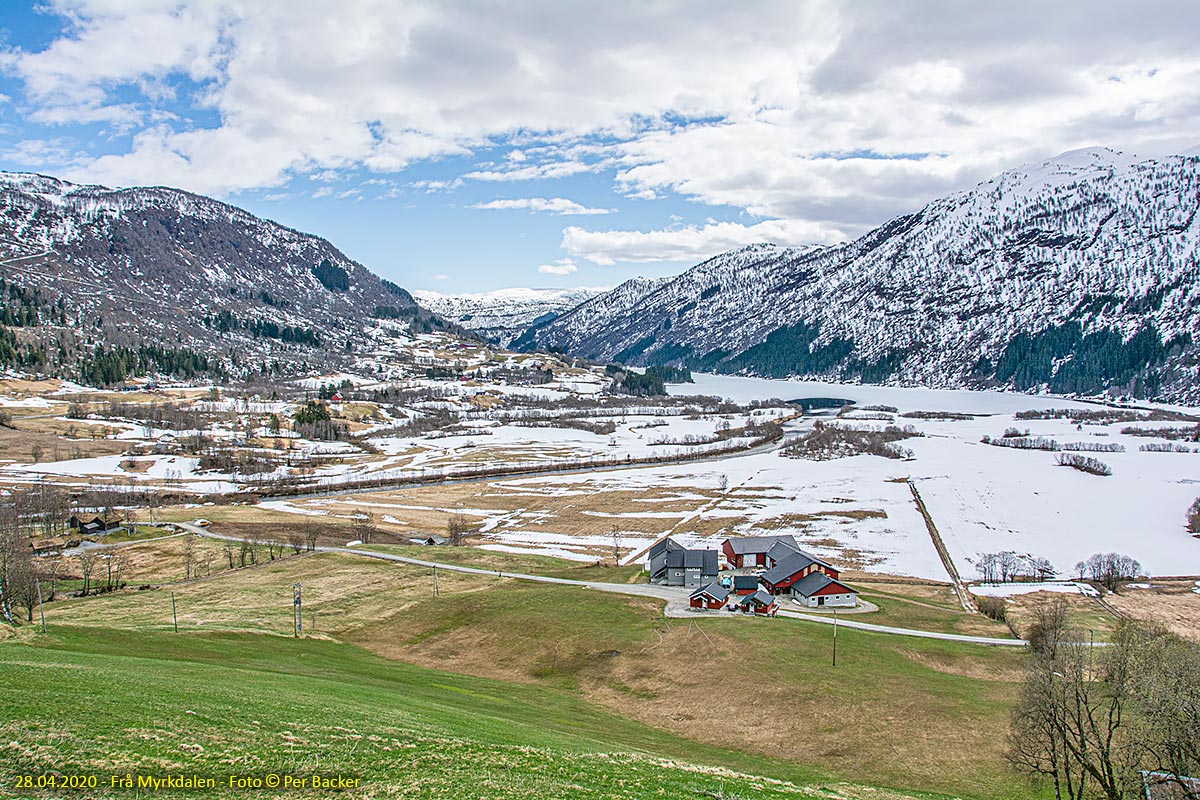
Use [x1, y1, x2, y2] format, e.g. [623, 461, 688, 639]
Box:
[183, 534, 197, 579]
[110, 553, 130, 591]
[1124, 624, 1200, 797]
[446, 514, 471, 546]
[1008, 613, 1191, 800]
[77, 550, 98, 596]
[0, 506, 26, 622]
[303, 523, 321, 552]
[1076, 553, 1143, 593]
[286, 528, 305, 555]
[351, 511, 375, 545]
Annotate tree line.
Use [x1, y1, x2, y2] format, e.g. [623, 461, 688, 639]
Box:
[1009, 600, 1199, 799]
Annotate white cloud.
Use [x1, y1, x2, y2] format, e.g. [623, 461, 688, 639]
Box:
[562, 220, 845, 265]
[409, 178, 463, 193]
[431, 273, 450, 280]
[4, 1, 1200, 251]
[472, 197, 611, 215]
[537, 258, 579, 275]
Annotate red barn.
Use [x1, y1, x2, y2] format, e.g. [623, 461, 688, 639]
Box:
[722, 534, 800, 569]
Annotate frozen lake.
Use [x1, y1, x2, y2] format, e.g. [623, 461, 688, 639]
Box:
[673, 373, 1113, 414]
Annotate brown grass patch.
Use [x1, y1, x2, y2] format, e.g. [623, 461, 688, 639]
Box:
[1104, 579, 1200, 639]
[895, 647, 1023, 681]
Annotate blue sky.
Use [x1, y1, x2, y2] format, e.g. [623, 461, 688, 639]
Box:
[1, 2, 1198, 293]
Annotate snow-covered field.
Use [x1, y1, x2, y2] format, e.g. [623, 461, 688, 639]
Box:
[6, 368, 1200, 582]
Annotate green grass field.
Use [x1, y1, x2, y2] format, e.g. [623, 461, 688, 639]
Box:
[3, 540, 1052, 800]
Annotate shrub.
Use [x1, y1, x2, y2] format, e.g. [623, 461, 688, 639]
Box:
[1056, 453, 1111, 476]
[976, 595, 1008, 622]
[784, 422, 920, 461]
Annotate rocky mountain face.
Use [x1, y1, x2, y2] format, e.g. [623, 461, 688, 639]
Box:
[414, 287, 603, 346]
[0, 172, 438, 381]
[519, 148, 1200, 403]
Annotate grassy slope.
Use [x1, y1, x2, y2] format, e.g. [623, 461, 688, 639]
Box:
[6, 542, 1050, 800]
[2, 628, 961, 800]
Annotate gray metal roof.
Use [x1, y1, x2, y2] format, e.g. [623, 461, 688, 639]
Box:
[739, 589, 776, 607]
[766, 539, 802, 563]
[733, 575, 760, 589]
[790, 572, 855, 598]
[689, 582, 730, 602]
[666, 548, 719, 572]
[761, 552, 817, 584]
[725, 534, 798, 555]
[648, 536, 686, 559]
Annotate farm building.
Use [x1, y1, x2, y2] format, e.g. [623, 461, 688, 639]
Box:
[760, 549, 840, 593]
[68, 516, 122, 537]
[787, 573, 858, 608]
[737, 590, 778, 616]
[647, 537, 719, 587]
[646, 537, 685, 576]
[732, 575, 761, 595]
[689, 583, 730, 610]
[30, 537, 67, 557]
[722, 534, 802, 568]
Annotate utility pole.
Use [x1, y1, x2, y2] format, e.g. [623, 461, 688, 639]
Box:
[36, 580, 46, 633]
[293, 583, 302, 637]
[433, 567, 439, 597]
[832, 610, 838, 667]
[171, 592, 178, 633]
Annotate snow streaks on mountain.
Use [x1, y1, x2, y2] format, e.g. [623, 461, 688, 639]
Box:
[414, 287, 603, 346]
[0, 172, 440, 378]
[520, 148, 1200, 404]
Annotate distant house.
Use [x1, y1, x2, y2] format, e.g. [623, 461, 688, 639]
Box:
[760, 549, 841, 594]
[732, 575, 760, 596]
[30, 537, 66, 557]
[329, 391, 345, 403]
[413, 534, 447, 546]
[736, 590, 778, 616]
[788, 573, 858, 608]
[689, 582, 730, 610]
[1142, 771, 1200, 800]
[722, 534, 802, 569]
[68, 516, 122, 537]
[647, 537, 719, 587]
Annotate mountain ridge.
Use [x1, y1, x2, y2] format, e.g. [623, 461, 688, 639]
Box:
[414, 286, 606, 346]
[518, 148, 1200, 403]
[0, 171, 448, 382]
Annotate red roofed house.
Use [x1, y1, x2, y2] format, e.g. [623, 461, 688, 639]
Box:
[688, 582, 730, 610]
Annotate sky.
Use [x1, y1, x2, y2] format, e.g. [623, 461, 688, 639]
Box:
[0, 2, 1198, 294]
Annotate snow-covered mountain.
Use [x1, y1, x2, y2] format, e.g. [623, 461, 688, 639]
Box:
[519, 148, 1200, 404]
[414, 287, 604, 345]
[0, 172, 445, 377]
